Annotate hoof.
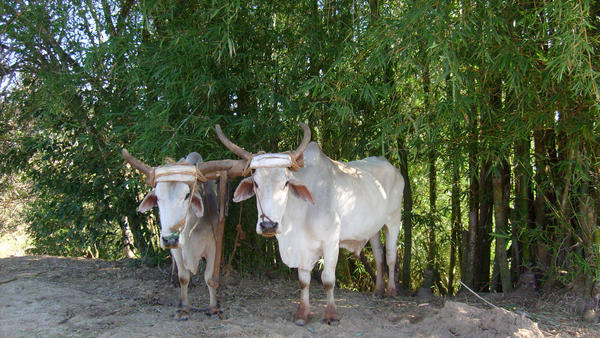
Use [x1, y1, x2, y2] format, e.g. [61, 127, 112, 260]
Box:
[175, 309, 190, 321]
[294, 303, 309, 327]
[205, 307, 224, 320]
[324, 317, 340, 326]
[386, 288, 397, 298]
[210, 312, 224, 320]
[324, 304, 338, 325]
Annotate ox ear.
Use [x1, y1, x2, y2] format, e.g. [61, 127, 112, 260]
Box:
[190, 193, 204, 218]
[288, 179, 315, 205]
[233, 177, 255, 202]
[138, 191, 157, 212]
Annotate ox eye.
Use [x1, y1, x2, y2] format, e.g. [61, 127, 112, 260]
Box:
[185, 192, 190, 200]
[253, 181, 259, 190]
[284, 181, 289, 189]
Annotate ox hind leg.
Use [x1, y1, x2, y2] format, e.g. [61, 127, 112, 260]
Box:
[369, 232, 386, 297]
[203, 245, 220, 316]
[322, 245, 340, 325]
[295, 268, 311, 326]
[171, 249, 191, 321]
[384, 211, 401, 297]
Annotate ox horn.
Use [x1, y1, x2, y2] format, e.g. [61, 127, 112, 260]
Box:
[215, 124, 253, 160]
[122, 149, 153, 175]
[291, 123, 311, 161]
[122, 149, 157, 186]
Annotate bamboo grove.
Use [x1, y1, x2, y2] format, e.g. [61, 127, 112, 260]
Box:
[1, 0, 599, 295]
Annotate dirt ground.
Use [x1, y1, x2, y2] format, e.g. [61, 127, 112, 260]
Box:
[0, 256, 597, 337]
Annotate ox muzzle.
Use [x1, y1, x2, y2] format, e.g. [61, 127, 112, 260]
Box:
[162, 231, 181, 249]
[259, 220, 278, 237]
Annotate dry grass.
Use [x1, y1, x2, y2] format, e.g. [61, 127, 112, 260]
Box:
[0, 175, 33, 258]
[0, 223, 31, 258]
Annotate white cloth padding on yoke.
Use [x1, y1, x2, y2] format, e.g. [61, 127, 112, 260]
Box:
[249, 153, 293, 169]
[155, 165, 197, 184]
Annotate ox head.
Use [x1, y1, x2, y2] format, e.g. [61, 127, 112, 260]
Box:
[216, 123, 314, 237]
[122, 150, 205, 249]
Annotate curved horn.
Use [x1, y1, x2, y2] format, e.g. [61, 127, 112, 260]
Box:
[122, 149, 153, 176]
[291, 123, 311, 161]
[215, 124, 252, 160]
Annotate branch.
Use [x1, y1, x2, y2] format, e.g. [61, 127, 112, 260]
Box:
[84, 0, 104, 43]
[116, 0, 136, 35]
[0, 62, 18, 77]
[358, 251, 377, 286]
[579, 0, 600, 103]
[14, 0, 82, 72]
[101, 0, 117, 36]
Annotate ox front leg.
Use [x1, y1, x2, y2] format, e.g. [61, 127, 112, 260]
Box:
[369, 233, 386, 297]
[322, 247, 340, 325]
[172, 250, 191, 321]
[384, 220, 401, 297]
[203, 247, 221, 317]
[294, 269, 311, 326]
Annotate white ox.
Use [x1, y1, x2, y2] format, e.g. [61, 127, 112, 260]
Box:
[123, 150, 220, 321]
[216, 124, 404, 325]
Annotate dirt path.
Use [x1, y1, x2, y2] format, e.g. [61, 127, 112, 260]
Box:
[0, 256, 592, 337]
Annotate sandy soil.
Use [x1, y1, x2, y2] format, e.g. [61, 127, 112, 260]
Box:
[0, 256, 595, 337]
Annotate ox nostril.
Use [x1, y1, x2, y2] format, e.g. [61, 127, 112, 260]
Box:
[162, 236, 178, 248]
[260, 221, 278, 231]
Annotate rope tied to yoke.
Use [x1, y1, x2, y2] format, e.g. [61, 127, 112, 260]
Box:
[283, 151, 302, 171]
[241, 151, 266, 176]
[195, 166, 208, 183]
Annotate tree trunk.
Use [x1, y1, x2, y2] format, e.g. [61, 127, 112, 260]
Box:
[119, 216, 135, 258]
[398, 137, 413, 290]
[423, 56, 437, 278]
[427, 150, 437, 272]
[449, 158, 461, 295]
[513, 135, 530, 276]
[533, 128, 550, 268]
[368, 0, 379, 20]
[463, 109, 479, 289]
[476, 159, 493, 292]
[577, 145, 598, 292]
[359, 250, 378, 287]
[493, 162, 512, 293]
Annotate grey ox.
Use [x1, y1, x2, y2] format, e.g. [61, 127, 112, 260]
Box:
[122, 150, 220, 320]
[215, 123, 405, 325]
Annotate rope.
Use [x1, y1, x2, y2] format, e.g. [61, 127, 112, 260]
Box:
[225, 204, 245, 276]
[458, 280, 500, 310]
[283, 151, 302, 171]
[254, 180, 276, 225]
[195, 166, 208, 183]
[241, 151, 266, 176]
